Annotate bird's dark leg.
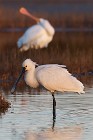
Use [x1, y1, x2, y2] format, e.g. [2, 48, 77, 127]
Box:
[52, 94, 56, 120]
[52, 94, 56, 130]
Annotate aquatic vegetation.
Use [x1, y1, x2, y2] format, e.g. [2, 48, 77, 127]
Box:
[0, 31, 93, 75]
[0, 93, 10, 114]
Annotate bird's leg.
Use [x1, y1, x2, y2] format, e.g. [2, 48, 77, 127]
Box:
[52, 94, 56, 120]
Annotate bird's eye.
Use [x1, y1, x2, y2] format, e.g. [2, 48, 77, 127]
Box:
[25, 65, 27, 68]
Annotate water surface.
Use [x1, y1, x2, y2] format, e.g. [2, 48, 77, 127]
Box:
[0, 87, 93, 140]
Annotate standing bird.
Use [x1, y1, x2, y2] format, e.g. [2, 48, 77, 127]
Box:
[11, 59, 85, 119]
[17, 7, 55, 51]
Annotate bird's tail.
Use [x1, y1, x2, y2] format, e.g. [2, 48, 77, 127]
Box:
[77, 82, 85, 94]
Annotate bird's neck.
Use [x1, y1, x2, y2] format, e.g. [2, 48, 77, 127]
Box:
[39, 19, 55, 36]
[25, 69, 39, 88]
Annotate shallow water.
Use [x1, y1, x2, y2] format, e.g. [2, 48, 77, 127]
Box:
[0, 86, 93, 140]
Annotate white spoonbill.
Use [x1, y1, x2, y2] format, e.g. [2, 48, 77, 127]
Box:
[11, 59, 85, 118]
[17, 7, 55, 51]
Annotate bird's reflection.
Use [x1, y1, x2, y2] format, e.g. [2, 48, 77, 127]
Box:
[25, 125, 83, 140]
[52, 117, 56, 131]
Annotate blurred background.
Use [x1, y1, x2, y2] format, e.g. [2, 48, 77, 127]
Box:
[0, 0, 93, 88]
[1, 1, 93, 140]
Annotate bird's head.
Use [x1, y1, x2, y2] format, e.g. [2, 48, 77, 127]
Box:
[22, 59, 38, 71]
[11, 59, 38, 94]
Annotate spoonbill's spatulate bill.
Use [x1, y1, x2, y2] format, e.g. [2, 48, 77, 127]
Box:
[17, 7, 55, 51]
[11, 59, 85, 118]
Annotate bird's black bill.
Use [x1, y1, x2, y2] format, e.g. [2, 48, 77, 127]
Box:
[11, 67, 25, 94]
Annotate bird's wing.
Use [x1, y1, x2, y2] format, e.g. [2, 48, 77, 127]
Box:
[36, 65, 84, 93]
[22, 25, 46, 43]
[17, 24, 47, 47]
[36, 64, 66, 72]
[17, 24, 52, 49]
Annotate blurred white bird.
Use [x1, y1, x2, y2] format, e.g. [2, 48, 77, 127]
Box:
[11, 59, 85, 118]
[17, 7, 55, 51]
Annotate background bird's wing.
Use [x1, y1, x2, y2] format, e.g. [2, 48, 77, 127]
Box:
[22, 25, 46, 43]
[17, 24, 47, 48]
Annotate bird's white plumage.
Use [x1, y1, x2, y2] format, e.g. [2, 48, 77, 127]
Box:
[17, 18, 55, 51]
[22, 59, 85, 94]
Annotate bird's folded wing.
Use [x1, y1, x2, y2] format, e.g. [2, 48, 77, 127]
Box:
[36, 65, 82, 92]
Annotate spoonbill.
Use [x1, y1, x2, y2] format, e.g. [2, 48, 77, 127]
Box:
[11, 59, 85, 118]
[17, 7, 55, 51]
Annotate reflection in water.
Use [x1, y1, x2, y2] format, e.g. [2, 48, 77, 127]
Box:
[0, 91, 93, 140]
[52, 117, 56, 131]
[25, 126, 82, 140]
